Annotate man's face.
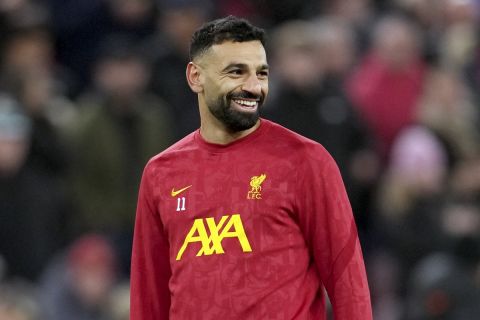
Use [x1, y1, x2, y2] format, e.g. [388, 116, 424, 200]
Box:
[197, 40, 269, 132]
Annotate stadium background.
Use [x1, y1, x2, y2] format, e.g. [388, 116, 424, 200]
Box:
[1, 0, 480, 319]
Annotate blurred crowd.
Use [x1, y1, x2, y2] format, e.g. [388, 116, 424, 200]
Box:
[1, 0, 480, 319]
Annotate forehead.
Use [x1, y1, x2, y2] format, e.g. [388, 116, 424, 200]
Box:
[201, 40, 267, 68]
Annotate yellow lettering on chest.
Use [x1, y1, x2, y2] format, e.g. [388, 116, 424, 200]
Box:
[176, 214, 252, 261]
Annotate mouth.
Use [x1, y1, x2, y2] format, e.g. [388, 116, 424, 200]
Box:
[231, 98, 259, 112]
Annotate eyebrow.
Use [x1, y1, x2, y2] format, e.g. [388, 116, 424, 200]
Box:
[222, 63, 269, 72]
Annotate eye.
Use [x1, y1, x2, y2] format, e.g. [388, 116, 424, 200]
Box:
[257, 70, 269, 79]
[229, 69, 243, 76]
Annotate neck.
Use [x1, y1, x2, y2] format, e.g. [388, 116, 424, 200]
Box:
[198, 100, 260, 145]
[200, 120, 260, 145]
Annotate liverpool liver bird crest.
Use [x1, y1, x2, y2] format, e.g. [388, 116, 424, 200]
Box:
[250, 174, 267, 193]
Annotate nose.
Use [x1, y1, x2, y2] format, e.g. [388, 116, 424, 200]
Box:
[241, 73, 262, 97]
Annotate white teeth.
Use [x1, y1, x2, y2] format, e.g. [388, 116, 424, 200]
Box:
[234, 99, 257, 107]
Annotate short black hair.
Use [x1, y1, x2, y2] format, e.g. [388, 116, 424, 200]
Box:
[189, 16, 266, 61]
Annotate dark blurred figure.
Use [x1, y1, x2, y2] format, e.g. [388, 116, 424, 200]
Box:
[9, 70, 74, 179]
[0, 94, 68, 281]
[320, 0, 377, 55]
[46, 0, 108, 95]
[371, 63, 480, 318]
[1, 26, 54, 82]
[0, 0, 49, 51]
[105, 0, 157, 36]
[405, 233, 480, 319]
[374, 124, 449, 314]
[266, 20, 378, 238]
[213, 0, 259, 23]
[392, 0, 445, 64]
[1, 27, 74, 180]
[147, 0, 210, 139]
[347, 15, 428, 161]
[70, 39, 174, 273]
[221, 0, 320, 26]
[377, 125, 449, 257]
[40, 234, 119, 320]
[0, 23, 79, 99]
[46, 0, 157, 97]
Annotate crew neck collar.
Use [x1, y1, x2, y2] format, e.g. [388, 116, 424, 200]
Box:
[194, 118, 270, 153]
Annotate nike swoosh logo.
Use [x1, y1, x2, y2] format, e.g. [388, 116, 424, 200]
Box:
[171, 185, 192, 197]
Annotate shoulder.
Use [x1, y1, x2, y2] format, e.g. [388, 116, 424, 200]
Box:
[263, 119, 332, 163]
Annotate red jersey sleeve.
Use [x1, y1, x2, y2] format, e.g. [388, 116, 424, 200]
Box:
[296, 146, 372, 319]
[130, 164, 171, 320]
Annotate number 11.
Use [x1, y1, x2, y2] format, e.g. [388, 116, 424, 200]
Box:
[176, 197, 186, 211]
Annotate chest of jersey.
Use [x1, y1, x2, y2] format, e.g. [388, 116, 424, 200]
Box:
[157, 150, 305, 264]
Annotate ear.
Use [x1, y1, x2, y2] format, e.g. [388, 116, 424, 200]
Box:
[186, 62, 203, 93]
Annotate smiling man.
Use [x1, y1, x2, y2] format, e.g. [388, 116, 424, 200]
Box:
[130, 16, 372, 319]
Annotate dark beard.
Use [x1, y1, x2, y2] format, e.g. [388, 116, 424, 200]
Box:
[208, 91, 263, 132]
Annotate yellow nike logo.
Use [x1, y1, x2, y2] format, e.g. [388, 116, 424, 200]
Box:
[171, 185, 192, 197]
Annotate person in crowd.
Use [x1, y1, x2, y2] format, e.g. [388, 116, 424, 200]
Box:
[147, 0, 211, 139]
[347, 15, 428, 161]
[415, 68, 479, 166]
[266, 19, 378, 240]
[0, 94, 68, 281]
[70, 37, 174, 273]
[405, 231, 480, 319]
[376, 125, 449, 272]
[0, 281, 40, 320]
[40, 234, 119, 320]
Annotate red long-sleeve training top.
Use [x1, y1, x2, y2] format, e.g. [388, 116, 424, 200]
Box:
[130, 119, 372, 319]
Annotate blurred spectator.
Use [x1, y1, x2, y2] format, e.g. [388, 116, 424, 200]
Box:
[406, 239, 480, 320]
[369, 251, 403, 320]
[374, 73, 480, 312]
[266, 20, 378, 238]
[347, 15, 428, 161]
[312, 17, 357, 82]
[393, 0, 446, 64]
[105, 0, 157, 36]
[0, 0, 48, 39]
[0, 26, 77, 117]
[259, 0, 320, 26]
[214, 0, 259, 23]
[415, 68, 480, 166]
[396, 0, 480, 88]
[320, 0, 377, 54]
[449, 157, 480, 201]
[40, 234, 119, 320]
[1, 26, 54, 79]
[323, 0, 375, 23]
[0, 27, 75, 179]
[0, 281, 40, 320]
[46, 0, 110, 96]
[0, 94, 68, 281]
[105, 282, 130, 320]
[46, 0, 157, 97]
[378, 125, 448, 227]
[216, 0, 320, 27]
[69, 39, 174, 272]
[147, 0, 210, 139]
[5, 72, 74, 180]
[440, 0, 478, 71]
[375, 126, 449, 298]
